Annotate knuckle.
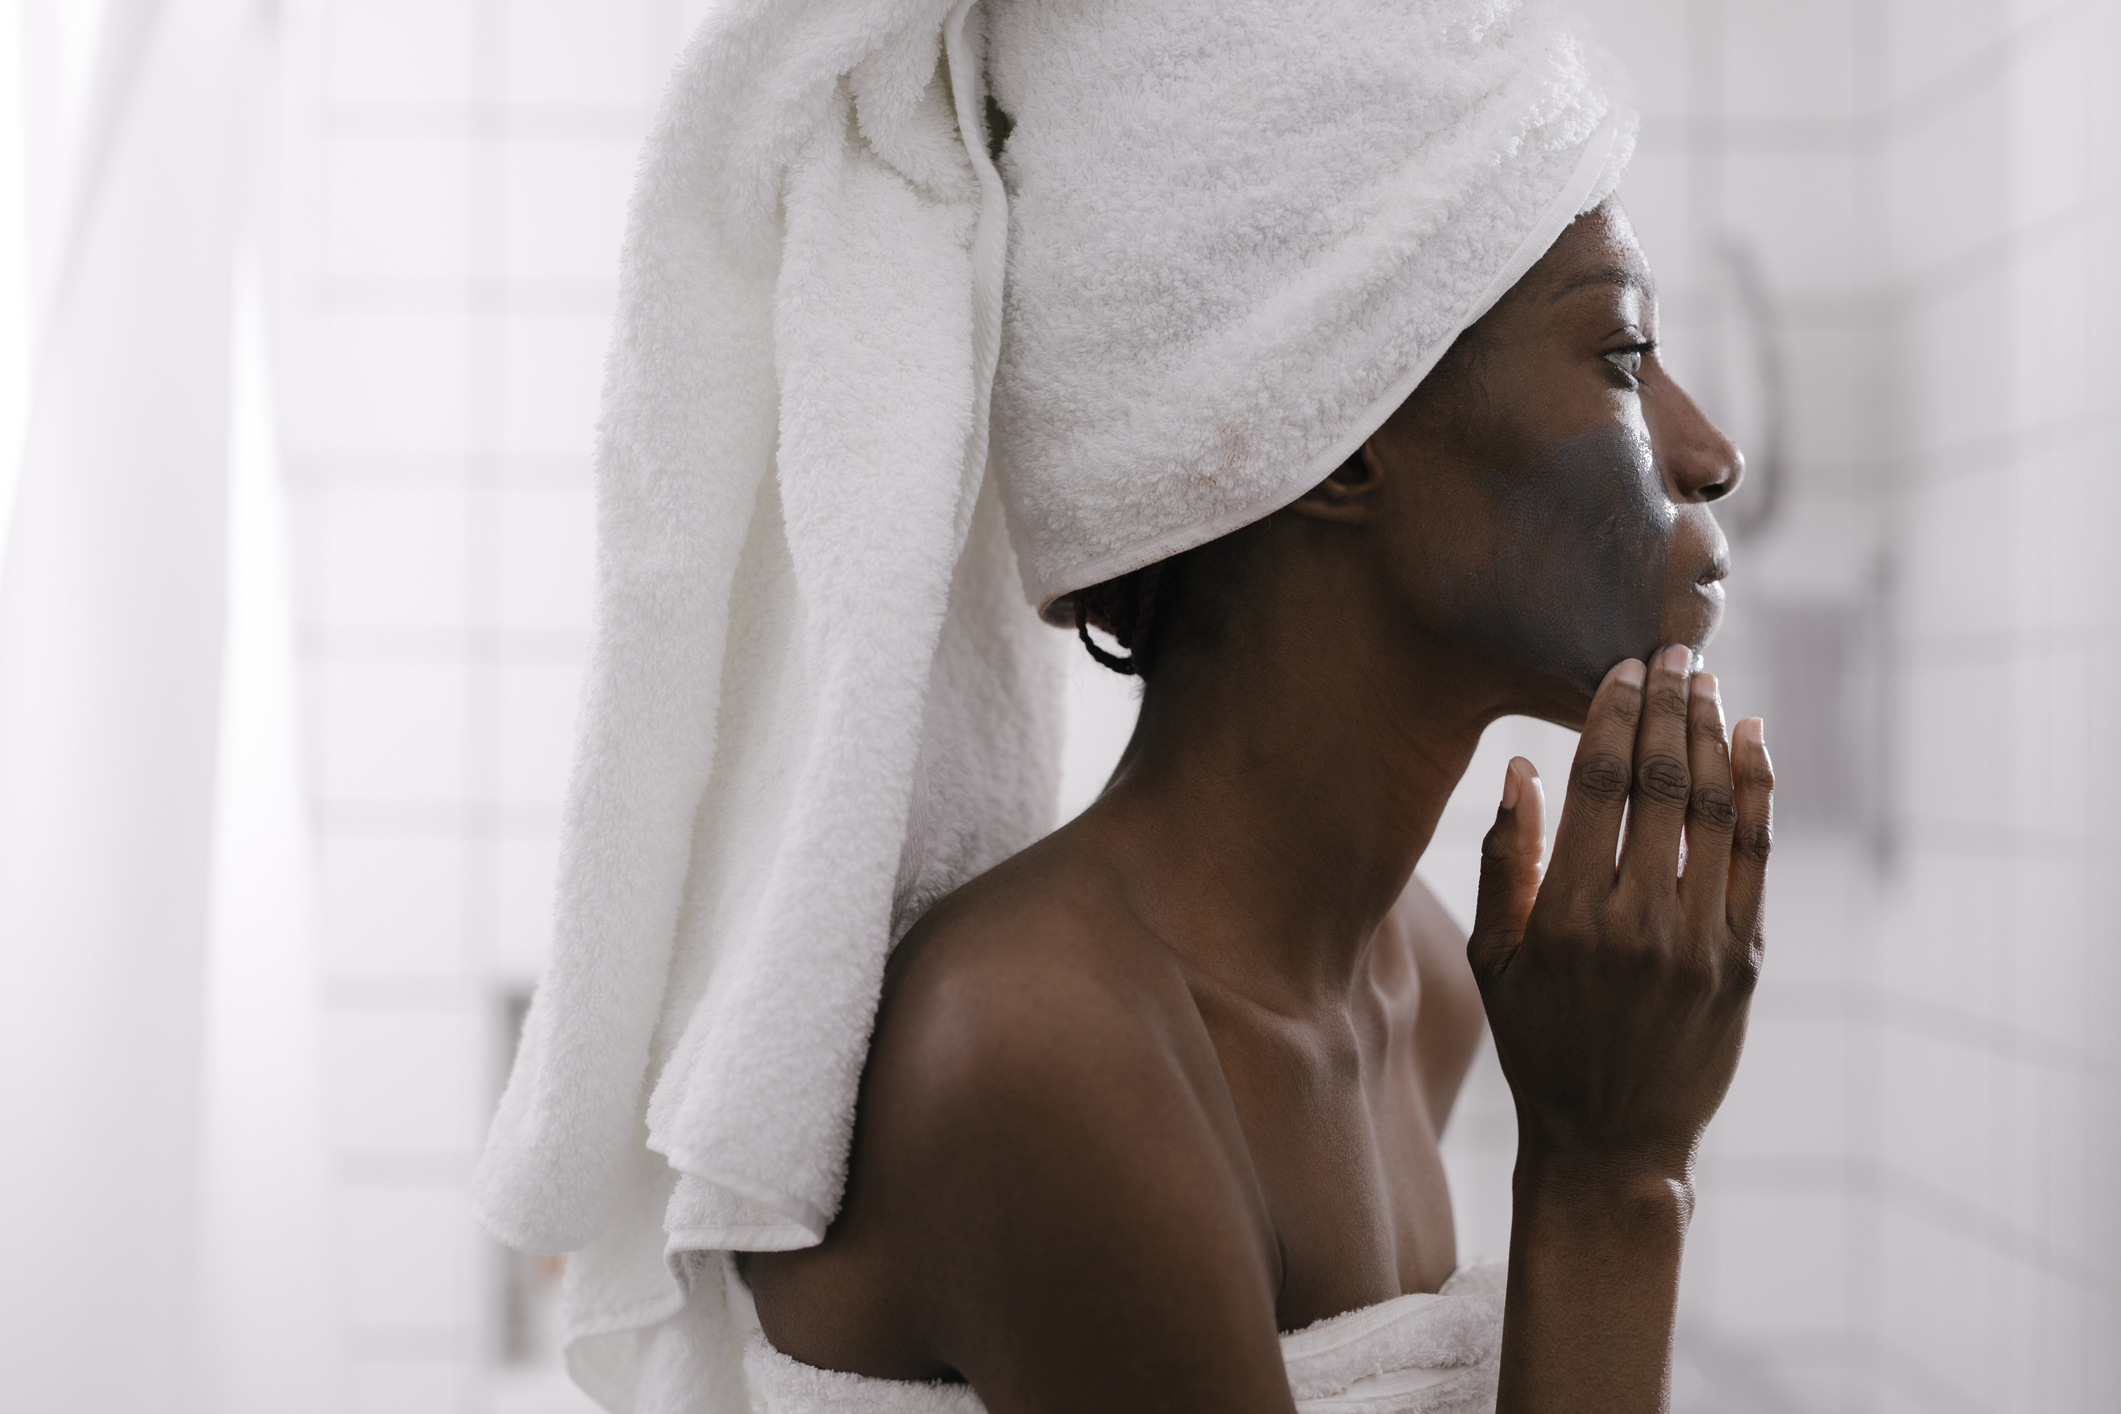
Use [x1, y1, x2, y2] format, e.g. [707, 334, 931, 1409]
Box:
[1573, 751, 1631, 802]
[1739, 756, 1777, 792]
[1601, 690, 1643, 729]
[1635, 752, 1691, 807]
[1649, 686, 1691, 724]
[1735, 820, 1774, 864]
[1691, 711, 1730, 749]
[1478, 825, 1514, 862]
[1688, 783, 1738, 831]
[1729, 951, 1764, 994]
[1673, 946, 1719, 989]
[1465, 931, 1517, 982]
[1721, 941, 1764, 995]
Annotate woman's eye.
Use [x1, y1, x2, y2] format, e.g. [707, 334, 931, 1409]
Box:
[1605, 347, 1644, 381]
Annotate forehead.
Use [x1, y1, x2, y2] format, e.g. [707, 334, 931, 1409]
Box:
[1525, 200, 1654, 306]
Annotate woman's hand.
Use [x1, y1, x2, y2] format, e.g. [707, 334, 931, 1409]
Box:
[1470, 643, 1771, 1179]
[1468, 643, 1773, 1413]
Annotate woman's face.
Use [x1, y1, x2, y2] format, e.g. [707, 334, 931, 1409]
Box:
[1363, 199, 1739, 725]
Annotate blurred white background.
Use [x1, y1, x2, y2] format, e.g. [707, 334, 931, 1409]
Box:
[0, 1, 2112, 1412]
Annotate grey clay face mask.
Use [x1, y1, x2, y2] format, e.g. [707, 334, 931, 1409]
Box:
[1470, 423, 1678, 697]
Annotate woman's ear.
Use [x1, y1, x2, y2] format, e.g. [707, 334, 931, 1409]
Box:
[1288, 443, 1385, 526]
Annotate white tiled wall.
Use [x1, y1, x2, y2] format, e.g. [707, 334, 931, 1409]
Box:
[1861, 0, 2120, 1407]
[285, 2, 2115, 1410]
[284, 1, 714, 1407]
[1432, 2, 2120, 1410]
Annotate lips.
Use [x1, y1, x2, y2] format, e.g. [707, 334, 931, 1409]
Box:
[1674, 551, 1729, 652]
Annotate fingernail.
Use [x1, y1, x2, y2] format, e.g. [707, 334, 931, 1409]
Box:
[1690, 669, 1718, 702]
[1500, 759, 1521, 811]
[1659, 643, 1691, 675]
[1615, 658, 1646, 688]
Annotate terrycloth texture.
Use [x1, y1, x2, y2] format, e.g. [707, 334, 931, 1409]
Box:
[989, 0, 1636, 618]
[745, 1263, 1509, 1414]
[474, 0, 1060, 1408]
[472, 2, 1632, 1411]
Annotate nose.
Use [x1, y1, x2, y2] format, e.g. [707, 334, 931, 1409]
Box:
[1647, 372, 1744, 503]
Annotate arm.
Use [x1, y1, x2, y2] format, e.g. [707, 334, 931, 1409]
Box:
[1467, 648, 1774, 1412]
[1396, 874, 1484, 1130]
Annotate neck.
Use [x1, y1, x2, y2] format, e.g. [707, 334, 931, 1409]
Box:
[1081, 535, 1501, 1011]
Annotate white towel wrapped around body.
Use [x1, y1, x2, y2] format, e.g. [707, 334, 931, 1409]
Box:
[472, 3, 1634, 1410]
[744, 1262, 1510, 1413]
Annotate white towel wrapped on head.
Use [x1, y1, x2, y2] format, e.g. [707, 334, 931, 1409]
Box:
[989, 0, 1634, 617]
[472, 3, 1634, 1410]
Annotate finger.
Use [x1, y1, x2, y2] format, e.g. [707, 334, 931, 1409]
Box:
[1678, 670, 1737, 928]
[1725, 717, 1774, 955]
[1614, 643, 1695, 894]
[1468, 758, 1546, 976]
[1545, 659, 1644, 889]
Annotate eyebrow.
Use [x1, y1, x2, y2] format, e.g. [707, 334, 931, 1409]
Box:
[1549, 264, 1657, 304]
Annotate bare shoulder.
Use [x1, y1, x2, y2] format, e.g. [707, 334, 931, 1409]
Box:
[869, 839, 1281, 1267]
[1380, 873, 1485, 1127]
[1397, 873, 1477, 1013]
[885, 846, 1208, 1086]
[748, 837, 1293, 1413]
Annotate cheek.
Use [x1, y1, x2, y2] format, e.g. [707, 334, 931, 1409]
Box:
[1483, 424, 1675, 689]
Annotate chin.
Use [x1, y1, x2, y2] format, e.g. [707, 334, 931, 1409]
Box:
[1531, 662, 1617, 731]
[1665, 580, 1726, 654]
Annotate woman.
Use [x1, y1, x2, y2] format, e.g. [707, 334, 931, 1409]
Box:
[477, 4, 1771, 1411]
[745, 197, 1770, 1412]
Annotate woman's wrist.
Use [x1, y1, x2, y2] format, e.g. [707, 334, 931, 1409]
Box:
[1498, 1150, 1691, 1414]
[1511, 1145, 1697, 1236]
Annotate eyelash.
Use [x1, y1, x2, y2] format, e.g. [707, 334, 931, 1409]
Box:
[1604, 341, 1656, 386]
